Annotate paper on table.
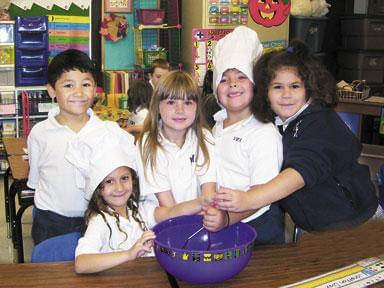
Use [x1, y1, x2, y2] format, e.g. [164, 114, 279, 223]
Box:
[363, 96, 384, 104]
[281, 255, 384, 288]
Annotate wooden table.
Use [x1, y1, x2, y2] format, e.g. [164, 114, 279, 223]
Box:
[0, 220, 383, 287]
[0, 257, 171, 287]
[336, 98, 383, 117]
[2, 137, 27, 156]
[6, 155, 31, 263]
[2, 137, 28, 241]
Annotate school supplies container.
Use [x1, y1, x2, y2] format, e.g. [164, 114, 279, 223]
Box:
[0, 21, 15, 87]
[338, 50, 384, 83]
[136, 9, 165, 25]
[15, 17, 49, 86]
[341, 16, 384, 50]
[289, 16, 328, 53]
[143, 48, 167, 66]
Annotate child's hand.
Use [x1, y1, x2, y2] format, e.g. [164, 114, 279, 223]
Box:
[131, 230, 156, 258]
[202, 205, 227, 232]
[215, 186, 250, 212]
[200, 190, 216, 207]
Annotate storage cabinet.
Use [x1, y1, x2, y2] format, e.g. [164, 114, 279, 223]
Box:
[0, 21, 15, 173]
[15, 16, 49, 86]
[339, 16, 384, 84]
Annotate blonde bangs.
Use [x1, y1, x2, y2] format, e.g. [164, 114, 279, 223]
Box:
[157, 71, 199, 102]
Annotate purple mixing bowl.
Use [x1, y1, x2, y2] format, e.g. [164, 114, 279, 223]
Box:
[153, 215, 257, 284]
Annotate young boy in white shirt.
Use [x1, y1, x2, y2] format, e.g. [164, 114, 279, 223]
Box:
[27, 49, 135, 244]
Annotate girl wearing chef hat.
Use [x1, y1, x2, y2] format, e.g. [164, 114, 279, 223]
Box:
[65, 121, 205, 274]
[211, 26, 285, 245]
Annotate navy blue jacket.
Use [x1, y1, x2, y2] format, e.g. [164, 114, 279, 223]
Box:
[278, 104, 378, 231]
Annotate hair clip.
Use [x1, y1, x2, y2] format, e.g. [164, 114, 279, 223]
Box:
[287, 47, 294, 53]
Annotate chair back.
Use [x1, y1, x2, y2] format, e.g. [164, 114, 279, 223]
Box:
[31, 232, 81, 263]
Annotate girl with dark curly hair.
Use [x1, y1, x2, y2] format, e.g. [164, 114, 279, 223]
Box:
[216, 40, 380, 233]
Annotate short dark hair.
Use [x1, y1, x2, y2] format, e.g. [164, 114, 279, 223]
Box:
[149, 58, 170, 74]
[252, 39, 337, 122]
[47, 49, 97, 87]
[127, 79, 153, 113]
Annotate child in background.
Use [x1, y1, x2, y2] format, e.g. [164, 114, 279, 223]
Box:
[137, 71, 220, 230]
[211, 26, 285, 245]
[148, 58, 171, 88]
[27, 49, 105, 245]
[216, 40, 380, 232]
[66, 123, 204, 274]
[201, 70, 220, 128]
[126, 79, 153, 134]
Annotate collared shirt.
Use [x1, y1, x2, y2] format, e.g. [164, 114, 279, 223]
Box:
[137, 126, 216, 205]
[27, 107, 103, 217]
[275, 101, 311, 132]
[75, 201, 156, 257]
[213, 110, 283, 222]
[128, 107, 148, 125]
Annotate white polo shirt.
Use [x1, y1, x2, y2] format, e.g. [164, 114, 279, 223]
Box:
[27, 107, 103, 217]
[128, 107, 148, 125]
[137, 127, 216, 205]
[75, 201, 156, 257]
[213, 110, 283, 223]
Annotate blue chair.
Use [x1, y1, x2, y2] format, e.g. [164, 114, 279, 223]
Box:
[377, 164, 384, 208]
[31, 232, 81, 263]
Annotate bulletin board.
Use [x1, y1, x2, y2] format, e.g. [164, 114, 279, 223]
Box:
[102, 12, 134, 70]
[9, 2, 91, 58]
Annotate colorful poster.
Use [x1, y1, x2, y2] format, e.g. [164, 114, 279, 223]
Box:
[48, 15, 90, 59]
[191, 28, 233, 86]
[207, 0, 249, 26]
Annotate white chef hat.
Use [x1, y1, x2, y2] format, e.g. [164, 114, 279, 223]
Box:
[65, 121, 136, 201]
[212, 26, 263, 94]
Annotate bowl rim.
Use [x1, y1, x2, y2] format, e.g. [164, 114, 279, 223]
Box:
[153, 215, 257, 254]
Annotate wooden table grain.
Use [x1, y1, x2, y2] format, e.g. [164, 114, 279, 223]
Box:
[7, 155, 29, 180]
[2, 137, 27, 156]
[0, 257, 171, 288]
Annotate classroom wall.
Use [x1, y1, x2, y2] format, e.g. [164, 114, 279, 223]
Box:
[102, 0, 158, 70]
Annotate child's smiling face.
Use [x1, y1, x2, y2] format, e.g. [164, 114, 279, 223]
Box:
[159, 97, 197, 141]
[47, 69, 95, 120]
[101, 166, 133, 216]
[268, 67, 306, 121]
[217, 68, 254, 119]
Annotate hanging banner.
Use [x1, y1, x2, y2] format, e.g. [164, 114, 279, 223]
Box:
[10, 0, 90, 11]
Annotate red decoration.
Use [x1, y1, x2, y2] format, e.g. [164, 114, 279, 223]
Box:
[249, 0, 290, 28]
